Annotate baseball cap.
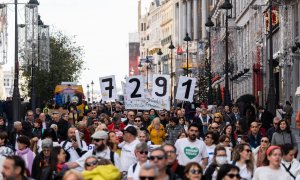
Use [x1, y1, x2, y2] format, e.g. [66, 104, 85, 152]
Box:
[124, 126, 137, 136]
[91, 130, 108, 140]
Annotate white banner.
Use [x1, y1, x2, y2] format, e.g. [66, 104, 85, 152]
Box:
[99, 75, 117, 101]
[176, 76, 196, 102]
[126, 75, 145, 100]
[151, 74, 170, 100]
[125, 90, 170, 110]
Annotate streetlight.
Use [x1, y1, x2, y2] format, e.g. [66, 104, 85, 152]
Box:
[220, 0, 232, 106]
[138, 61, 143, 75]
[168, 40, 175, 107]
[86, 84, 90, 103]
[157, 48, 163, 74]
[145, 56, 151, 89]
[184, 33, 191, 77]
[91, 80, 94, 103]
[205, 16, 214, 105]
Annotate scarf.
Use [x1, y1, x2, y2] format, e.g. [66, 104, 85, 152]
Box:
[256, 147, 266, 167]
[16, 147, 34, 175]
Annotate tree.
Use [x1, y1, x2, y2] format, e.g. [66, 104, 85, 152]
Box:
[21, 31, 85, 107]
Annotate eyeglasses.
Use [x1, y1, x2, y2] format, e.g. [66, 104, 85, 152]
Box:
[189, 169, 202, 174]
[215, 117, 220, 118]
[139, 151, 148, 155]
[211, 127, 219, 129]
[226, 173, 241, 179]
[244, 149, 252, 153]
[27, 114, 33, 116]
[128, 114, 135, 117]
[85, 160, 98, 167]
[148, 155, 165, 161]
[261, 140, 269, 143]
[205, 136, 212, 139]
[134, 120, 141, 123]
[139, 176, 156, 180]
[274, 123, 278, 125]
[91, 112, 97, 114]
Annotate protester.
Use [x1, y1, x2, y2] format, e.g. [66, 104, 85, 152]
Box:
[127, 142, 149, 180]
[107, 131, 120, 155]
[267, 117, 280, 141]
[148, 117, 166, 145]
[271, 119, 297, 151]
[204, 132, 218, 165]
[2, 155, 31, 180]
[16, 136, 36, 176]
[232, 143, 254, 180]
[84, 156, 98, 171]
[253, 146, 290, 179]
[216, 164, 241, 180]
[166, 117, 184, 145]
[204, 146, 228, 180]
[184, 162, 203, 180]
[252, 136, 270, 167]
[139, 162, 159, 180]
[281, 143, 300, 179]
[162, 144, 180, 175]
[175, 123, 208, 177]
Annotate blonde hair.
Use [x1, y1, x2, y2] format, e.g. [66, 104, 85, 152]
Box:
[62, 169, 84, 180]
[150, 117, 161, 127]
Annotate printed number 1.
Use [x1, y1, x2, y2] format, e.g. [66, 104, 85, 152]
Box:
[182, 79, 192, 99]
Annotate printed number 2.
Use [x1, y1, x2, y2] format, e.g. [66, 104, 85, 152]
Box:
[101, 78, 114, 98]
[129, 78, 141, 98]
[182, 79, 192, 99]
[155, 77, 167, 97]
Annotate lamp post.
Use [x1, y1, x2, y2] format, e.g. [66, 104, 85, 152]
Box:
[86, 84, 90, 103]
[91, 80, 94, 103]
[184, 33, 192, 77]
[205, 16, 214, 105]
[220, 0, 232, 106]
[157, 48, 163, 74]
[169, 40, 175, 107]
[138, 61, 143, 75]
[267, 0, 276, 115]
[12, 0, 20, 122]
[145, 56, 151, 89]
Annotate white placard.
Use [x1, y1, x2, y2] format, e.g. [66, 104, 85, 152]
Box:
[152, 74, 170, 100]
[126, 75, 145, 100]
[175, 76, 196, 102]
[99, 75, 117, 101]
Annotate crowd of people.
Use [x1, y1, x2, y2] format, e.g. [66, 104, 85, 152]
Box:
[0, 100, 298, 180]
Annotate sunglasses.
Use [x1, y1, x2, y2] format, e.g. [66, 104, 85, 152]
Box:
[189, 169, 202, 174]
[134, 120, 141, 122]
[226, 173, 241, 179]
[93, 139, 104, 142]
[261, 140, 269, 143]
[244, 149, 252, 153]
[148, 155, 165, 161]
[211, 127, 219, 129]
[139, 151, 148, 155]
[139, 176, 156, 180]
[85, 160, 98, 167]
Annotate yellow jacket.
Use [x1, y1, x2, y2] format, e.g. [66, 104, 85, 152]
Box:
[147, 124, 166, 145]
[82, 165, 121, 180]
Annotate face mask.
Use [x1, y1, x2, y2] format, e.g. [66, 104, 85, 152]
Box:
[216, 156, 227, 165]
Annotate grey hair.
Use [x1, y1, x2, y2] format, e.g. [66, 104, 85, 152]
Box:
[139, 162, 159, 176]
[42, 138, 53, 149]
[135, 142, 148, 151]
[14, 121, 22, 126]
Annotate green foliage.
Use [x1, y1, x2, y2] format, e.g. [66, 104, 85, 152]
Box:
[21, 31, 85, 104]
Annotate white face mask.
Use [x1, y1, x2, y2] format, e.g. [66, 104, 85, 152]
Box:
[216, 156, 227, 165]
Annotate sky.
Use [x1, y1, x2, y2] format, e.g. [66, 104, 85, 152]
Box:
[3, 0, 152, 93]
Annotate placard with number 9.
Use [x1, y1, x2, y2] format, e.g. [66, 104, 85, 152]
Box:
[126, 75, 145, 100]
[152, 74, 170, 99]
[175, 76, 196, 102]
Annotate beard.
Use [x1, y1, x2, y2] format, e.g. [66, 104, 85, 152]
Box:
[189, 134, 197, 141]
[96, 143, 106, 152]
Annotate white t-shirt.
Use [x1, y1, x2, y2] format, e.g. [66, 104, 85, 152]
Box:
[76, 146, 121, 170]
[281, 159, 300, 179]
[235, 162, 252, 180]
[60, 140, 88, 162]
[253, 166, 290, 180]
[206, 144, 216, 165]
[120, 139, 140, 172]
[127, 161, 148, 180]
[175, 138, 208, 166]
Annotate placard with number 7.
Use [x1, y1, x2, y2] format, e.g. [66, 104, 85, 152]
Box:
[99, 75, 117, 101]
[175, 76, 196, 102]
[152, 74, 170, 99]
[126, 75, 145, 100]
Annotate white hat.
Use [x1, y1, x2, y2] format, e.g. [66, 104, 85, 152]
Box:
[91, 130, 108, 140]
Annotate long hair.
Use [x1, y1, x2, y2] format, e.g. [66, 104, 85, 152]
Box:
[232, 143, 254, 173]
[49, 146, 65, 171]
[216, 164, 240, 180]
[276, 119, 291, 133]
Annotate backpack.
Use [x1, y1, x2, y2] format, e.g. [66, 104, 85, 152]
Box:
[132, 163, 138, 173]
[92, 150, 115, 165]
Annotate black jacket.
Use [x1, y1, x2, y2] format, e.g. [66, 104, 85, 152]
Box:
[32, 152, 49, 179]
